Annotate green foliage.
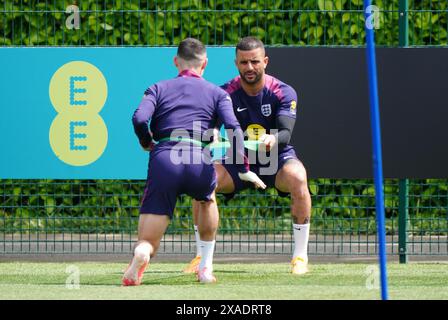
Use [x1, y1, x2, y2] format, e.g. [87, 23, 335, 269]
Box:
[0, 0, 446, 46]
[0, 1, 447, 236]
[1, 179, 447, 235]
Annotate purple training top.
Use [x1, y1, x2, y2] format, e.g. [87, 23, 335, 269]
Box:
[214, 74, 299, 196]
[132, 70, 248, 172]
[221, 74, 298, 153]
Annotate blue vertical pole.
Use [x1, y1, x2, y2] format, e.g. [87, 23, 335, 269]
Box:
[364, 0, 389, 300]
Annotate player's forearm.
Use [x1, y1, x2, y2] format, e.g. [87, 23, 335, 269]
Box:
[232, 128, 249, 173]
[275, 115, 295, 148]
[221, 127, 248, 173]
[132, 116, 153, 147]
[276, 130, 291, 148]
[132, 99, 155, 147]
[217, 98, 249, 173]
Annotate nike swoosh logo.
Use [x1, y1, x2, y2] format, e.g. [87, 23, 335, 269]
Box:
[237, 107, 247, 112]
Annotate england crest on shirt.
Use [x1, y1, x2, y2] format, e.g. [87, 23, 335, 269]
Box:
[261, 104, 272, 117]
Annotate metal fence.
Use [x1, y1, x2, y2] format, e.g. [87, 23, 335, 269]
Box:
[0, 0, 447, 260]
[1, 178, 447, 259]
[1, 0, 447, 47]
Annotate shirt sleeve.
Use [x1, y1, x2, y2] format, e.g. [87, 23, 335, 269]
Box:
[132, 85, 157, 147]
[215, 91, 249, 173]
[276, 85, 298, 119]
[275, 115, 296, 149]
[214, 83, 228, 130]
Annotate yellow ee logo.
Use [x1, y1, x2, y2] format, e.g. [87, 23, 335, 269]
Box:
[246, 124, 266, 141]
[290, 100, 297, 114]
[49, 61, 108, 166]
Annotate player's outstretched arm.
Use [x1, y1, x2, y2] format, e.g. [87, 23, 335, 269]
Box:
[215, 90, 267, 190]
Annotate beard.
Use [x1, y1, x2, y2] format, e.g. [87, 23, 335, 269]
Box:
[239, 70, 263, 85]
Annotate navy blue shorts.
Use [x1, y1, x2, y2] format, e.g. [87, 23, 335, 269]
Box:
[140, 143, 216, 218]
[221, 147, 300, 198]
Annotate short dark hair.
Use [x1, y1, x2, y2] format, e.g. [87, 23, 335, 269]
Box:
[177, 38, 206, 62]
[236, 36, 265, 53]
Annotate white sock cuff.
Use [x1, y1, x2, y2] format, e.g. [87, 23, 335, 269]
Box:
[199, 239, 216, 246]
[199, 240, 216, 271]
[199, 240, 216, 256]
[134, 242, 151, 260]
[292, 223, 310, 261]
[293, 223, 310, 230]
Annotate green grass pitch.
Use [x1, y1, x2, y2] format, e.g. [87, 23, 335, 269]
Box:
[0, 262, 447, 300]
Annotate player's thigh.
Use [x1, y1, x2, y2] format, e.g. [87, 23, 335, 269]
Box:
[138, 213, 170, 244]
[275, 159, 308, 193]
[214, 162, 235, 194]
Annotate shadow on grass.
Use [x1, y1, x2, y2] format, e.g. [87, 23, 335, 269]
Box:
[112, 269, 250, 276]
[214, 270, 250, 274]
[111, 270, 181, 275]
[81, 274, 201, 286]
[7, 269, 253, 287]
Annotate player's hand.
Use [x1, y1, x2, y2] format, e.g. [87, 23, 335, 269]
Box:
[238, 171, 267, 190]
[140, 140, 155, 152]
[259, 134, 276, 152]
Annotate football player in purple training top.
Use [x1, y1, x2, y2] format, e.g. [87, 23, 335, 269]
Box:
[123, 38, 266, 285]
[185, 37, 312, 275]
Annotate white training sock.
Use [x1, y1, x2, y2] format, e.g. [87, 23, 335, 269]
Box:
[198, 240, 215, 271]
[134, 242, 151, 264]
[292, 223, 310, 262]
[194, 225, 202, 257]
[126, 242, 151, 280]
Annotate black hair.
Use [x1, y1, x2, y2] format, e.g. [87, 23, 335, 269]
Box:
[236, 36, 265, 54]
[177, 38, 206, 61]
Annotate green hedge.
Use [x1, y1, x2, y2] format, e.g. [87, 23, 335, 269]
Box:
[1, 179, 446, 235]
[0, 1, 447, 235]
[1, 0, 447, 46]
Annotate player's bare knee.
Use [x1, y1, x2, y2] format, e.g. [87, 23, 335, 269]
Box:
[291, 182, 310, 198]
[279, 160, 307, 182]
[291, 163, 308, 182]
[287, 172, 308, 197]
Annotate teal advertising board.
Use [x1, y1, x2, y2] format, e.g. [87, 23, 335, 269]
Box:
[0, 47, 236, 179]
